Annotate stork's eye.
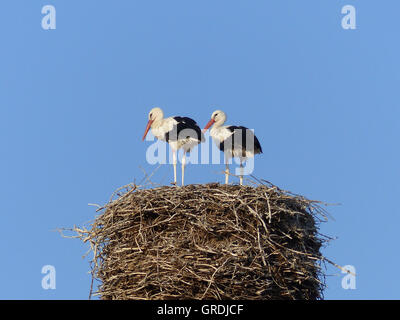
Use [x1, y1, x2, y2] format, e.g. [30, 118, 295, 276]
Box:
[149, 113, 153, 119]
[214, 113, 218, 119]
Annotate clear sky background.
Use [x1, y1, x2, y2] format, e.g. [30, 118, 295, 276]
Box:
[1, 0, 399, 299]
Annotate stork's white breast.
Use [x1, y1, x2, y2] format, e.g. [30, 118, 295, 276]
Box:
[210, 126, 233, 142]
[151, 117, 176, 140]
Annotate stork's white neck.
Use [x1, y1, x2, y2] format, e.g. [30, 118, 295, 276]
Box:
[212, 114, 226, 129]
[210, 124, 230, 141]
[151, 118, 164, 129]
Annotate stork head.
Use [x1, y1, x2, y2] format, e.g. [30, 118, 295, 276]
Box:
[142, 107, 164, 141]
[148, 107, 163, 121]
[203, 110, 226, 132]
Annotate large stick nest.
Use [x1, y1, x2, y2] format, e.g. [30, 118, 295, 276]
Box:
[73, 182, 331, 300]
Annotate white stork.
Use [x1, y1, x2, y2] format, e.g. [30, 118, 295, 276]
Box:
[142, 107, 204, 186]
[203, 110, 262, 185]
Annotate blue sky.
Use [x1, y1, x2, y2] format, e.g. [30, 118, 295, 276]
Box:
[1, 0, 399, 299]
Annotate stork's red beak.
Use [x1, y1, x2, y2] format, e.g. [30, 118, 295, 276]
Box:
[203, 119, 215, 133]
[142, 119, 154, 141]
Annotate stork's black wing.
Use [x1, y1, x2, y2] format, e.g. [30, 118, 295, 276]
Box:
[165, 116, 205, 143]
[219, 126, 262, 155]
